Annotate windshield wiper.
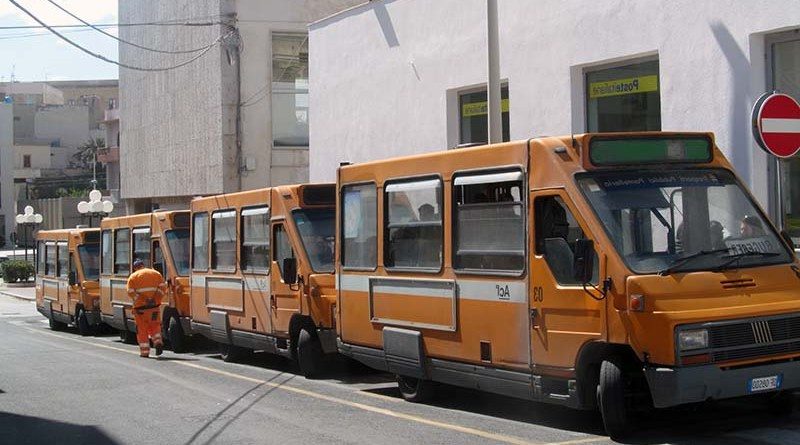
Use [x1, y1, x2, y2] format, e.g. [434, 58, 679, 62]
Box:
[658, 248, 731, 276]
[711, 251, 780, 272]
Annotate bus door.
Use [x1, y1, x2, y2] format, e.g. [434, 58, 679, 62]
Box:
[67, 251, 82, 314]
[41, 242, 60, 311]
[530, 191, 604, 369]
[56, 242, 70, 313]
[270, 221, 298, 334]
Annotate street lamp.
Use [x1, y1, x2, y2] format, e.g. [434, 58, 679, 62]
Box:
[15, 205, 42, 264]
[77, 188, 114, 227]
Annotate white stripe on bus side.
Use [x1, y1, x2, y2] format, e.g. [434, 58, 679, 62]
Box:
[339, 274, 527, 304]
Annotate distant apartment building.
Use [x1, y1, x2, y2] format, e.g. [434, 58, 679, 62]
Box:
[46, 79, 119, 131]
[0, 80, 118, 214]
[118, 0, 362, 212]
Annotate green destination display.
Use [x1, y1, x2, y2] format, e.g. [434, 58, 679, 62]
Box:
[589, 137, 712, 166]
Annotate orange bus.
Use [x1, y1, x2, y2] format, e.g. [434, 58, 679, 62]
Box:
[335, 132, 800, 438]
[189, 184, 336, 376]
[35, 228, 101, 335]
[99, 211, 191, 349]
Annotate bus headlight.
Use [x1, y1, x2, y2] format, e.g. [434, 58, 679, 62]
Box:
[678, 329, 708, 351]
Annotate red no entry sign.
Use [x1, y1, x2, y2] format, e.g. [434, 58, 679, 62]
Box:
[752, 92, 800, 158]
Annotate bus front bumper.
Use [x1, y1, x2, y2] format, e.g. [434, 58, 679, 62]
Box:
[644, 360, 800, 408]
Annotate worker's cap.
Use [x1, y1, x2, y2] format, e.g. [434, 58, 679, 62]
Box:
[132, 258, 145, 269]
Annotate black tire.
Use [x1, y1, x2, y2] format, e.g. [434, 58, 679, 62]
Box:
[76, 308, 93, 337]
[48, 316, 67, 331]
[219, 342, 248, 363]
[396, 374, 435, 403]
[297, 327, 323, 378]
[119, 328, 137, 345]
[767, 391, 795, 416]
[167, 315, 188, 353]
[597, 358, 631, 440]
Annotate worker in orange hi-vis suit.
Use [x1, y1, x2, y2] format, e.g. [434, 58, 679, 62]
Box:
[127, 258, 167, 358]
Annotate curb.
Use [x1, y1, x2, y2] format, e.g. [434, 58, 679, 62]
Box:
[0, 290, 35, 302]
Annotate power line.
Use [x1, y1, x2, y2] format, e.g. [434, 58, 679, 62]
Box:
[7, 0, 234, 72]
[44, 0, 216, 54]
[0, 15, 227, 30]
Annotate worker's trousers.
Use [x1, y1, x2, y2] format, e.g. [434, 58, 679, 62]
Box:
[133, 308, 162, 357]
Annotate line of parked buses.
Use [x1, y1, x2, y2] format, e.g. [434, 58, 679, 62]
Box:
[34, 132, 800, 439]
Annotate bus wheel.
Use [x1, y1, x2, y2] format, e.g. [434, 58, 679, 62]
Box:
[597, 358, 632, 440]
[297, 327, 323, 378]
[219, 343, 248, 363]
[396, 375, 435, 403]
[48, 317, 67, 331]
[76, 308, 93, 336]
[168, 316, 188, 353]
[119, 329, 137, 345]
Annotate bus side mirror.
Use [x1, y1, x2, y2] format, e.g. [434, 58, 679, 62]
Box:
[282, 258, 297, 285]
[68, 271, 77, 286]
[573, 239, 595, 284]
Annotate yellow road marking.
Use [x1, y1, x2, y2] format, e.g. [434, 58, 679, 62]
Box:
[23, 326, 608, 445]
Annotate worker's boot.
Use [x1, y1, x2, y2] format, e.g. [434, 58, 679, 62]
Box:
[153, 332, 164, 356]
[139, 343, 150, 358]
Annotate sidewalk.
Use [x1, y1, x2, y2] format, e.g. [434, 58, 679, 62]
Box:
[0, 283, 35, 301]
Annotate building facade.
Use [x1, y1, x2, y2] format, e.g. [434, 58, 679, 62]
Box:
[309, 0, 800, 240]
[0, 104, 17, 245]
[118, 0, 362, 212]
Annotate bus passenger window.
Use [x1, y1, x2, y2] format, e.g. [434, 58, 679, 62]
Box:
[37, 242, 45, 275]
[242, 206, 270, 273]
[57, 242, 69, 279]
[132, 228, 151, 267]
[453, 171, 525, 273]
[534, 196, 598, 285]
[114, 229, 130, 275]
[192, 213, 209, 271]
[342, 183, 377, 269]
[45, 243, 56, 276]
[384, 178, 442, 270]
[101, 230, 112, 275]
[212, 210, 237, 271]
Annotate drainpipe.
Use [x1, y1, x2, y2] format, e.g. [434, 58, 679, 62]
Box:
[487, 0, 502, 144]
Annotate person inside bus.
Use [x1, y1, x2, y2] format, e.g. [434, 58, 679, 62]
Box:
[740, 215, 765, 238]
[709, 220, 726, 249]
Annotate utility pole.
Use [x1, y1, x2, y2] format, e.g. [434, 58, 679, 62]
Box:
[487, 0, 502, 144]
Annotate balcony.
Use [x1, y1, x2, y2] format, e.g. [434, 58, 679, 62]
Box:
[97, 146, 119, 163]
[102, 107, 119, 122]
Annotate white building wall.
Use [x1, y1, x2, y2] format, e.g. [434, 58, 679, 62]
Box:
[309, 0, 800, 209]
[0, 104, 16, 245]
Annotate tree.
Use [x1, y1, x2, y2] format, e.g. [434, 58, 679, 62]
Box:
[72, 137, 105, 170]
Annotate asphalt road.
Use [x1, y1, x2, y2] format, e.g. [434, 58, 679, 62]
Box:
[2, 294, 800, 445]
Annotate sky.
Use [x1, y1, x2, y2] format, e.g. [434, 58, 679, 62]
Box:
[0, 0, 119, 82]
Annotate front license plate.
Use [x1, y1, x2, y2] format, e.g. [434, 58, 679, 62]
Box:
[748, 374, 782, 393]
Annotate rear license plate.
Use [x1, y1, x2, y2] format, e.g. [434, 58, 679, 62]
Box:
[748, 374, 782, 393]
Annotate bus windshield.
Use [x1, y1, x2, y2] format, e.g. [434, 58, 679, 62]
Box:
[293, 208, 335, 273]
[165, 229, 190, 276]
[78, 243, 100, 280]
[577, 169, 792, 274]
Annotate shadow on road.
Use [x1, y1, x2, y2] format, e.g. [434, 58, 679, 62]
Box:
[362, 383, 798, 444]
[184, 373, 294, 445]
[0, 411, 119, 445]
